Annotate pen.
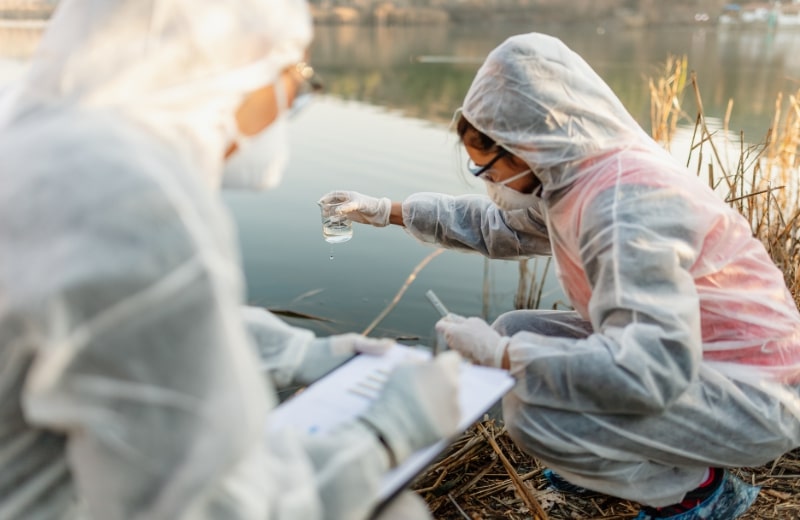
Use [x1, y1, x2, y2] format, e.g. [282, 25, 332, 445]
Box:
[425, 290, 450, 318]
[425, 290, 450, 355]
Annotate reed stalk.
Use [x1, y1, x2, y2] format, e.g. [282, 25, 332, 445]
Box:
[650, 55, 800, 308]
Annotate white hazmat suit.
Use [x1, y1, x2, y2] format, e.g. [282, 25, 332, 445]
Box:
[0, 1, 461, 519]
[443, 32, 800, 507]
[327, 32, 800, 509]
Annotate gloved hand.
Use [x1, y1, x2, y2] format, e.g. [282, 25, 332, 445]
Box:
[242, 306, 394, 387]
[295, 333, 395, 385]
[358, 351, 462, 466]
[435, 315, 510, 368]
[318, 190, 392, 227]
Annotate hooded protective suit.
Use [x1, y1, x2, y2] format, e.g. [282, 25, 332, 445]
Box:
[0, 1, 452, 519]
[401, 33, 800, 506]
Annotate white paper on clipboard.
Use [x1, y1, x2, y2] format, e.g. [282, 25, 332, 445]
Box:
[266, 344, 516, 502]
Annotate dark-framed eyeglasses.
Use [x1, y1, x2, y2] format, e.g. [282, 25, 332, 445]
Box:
[291, 61, 324, 118]
[466, 147, 508, 178]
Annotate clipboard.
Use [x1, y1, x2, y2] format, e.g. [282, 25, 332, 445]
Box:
[266, 343, 515, 507]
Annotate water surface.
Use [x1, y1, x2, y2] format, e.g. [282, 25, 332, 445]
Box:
[2, 21, 798, 344]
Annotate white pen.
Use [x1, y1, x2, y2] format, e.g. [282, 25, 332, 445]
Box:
[425, 290, 451, 355]
[425, 289, 450, 318]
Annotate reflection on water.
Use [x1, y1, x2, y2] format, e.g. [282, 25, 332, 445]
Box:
[3, 22, 798, 134]
[2, 22, 798, 342]
[309, 23, 800, 139]
[224, 98, 542, 342]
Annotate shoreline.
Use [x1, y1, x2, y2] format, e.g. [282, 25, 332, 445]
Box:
[0, 5, 730, 29]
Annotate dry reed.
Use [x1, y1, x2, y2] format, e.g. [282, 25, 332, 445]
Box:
[677, 71, 800, 310]
[361, 248, 445, 336]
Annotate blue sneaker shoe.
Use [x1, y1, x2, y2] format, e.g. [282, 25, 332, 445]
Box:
[542, 468, 594, 496]
[634, 468, 760, 520]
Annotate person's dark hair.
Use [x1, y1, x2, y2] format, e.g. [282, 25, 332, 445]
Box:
[456, 113, 497, 153]
[456, 113, 528, 170]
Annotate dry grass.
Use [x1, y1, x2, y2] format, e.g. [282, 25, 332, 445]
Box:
[648, 54, 689, 151]
[410, 57, 800, 519]
[413, 420, 800, 519]
[682, 69, 800, 309]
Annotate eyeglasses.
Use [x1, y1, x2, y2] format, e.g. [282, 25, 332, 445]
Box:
[466, 147, 508, 179]
[290, 61, 324, 118]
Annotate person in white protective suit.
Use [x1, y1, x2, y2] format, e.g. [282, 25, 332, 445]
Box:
[0, 0, 464, 519]
[320, 32, 800, 519]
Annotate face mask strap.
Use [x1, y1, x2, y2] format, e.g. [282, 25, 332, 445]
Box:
[498, 168, 532, 186]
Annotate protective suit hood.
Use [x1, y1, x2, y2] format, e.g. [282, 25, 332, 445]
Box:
[4, 0, 312, 189]
[461, 32, 666, 195]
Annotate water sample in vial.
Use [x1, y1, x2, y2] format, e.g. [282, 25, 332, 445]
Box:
[322, 215, 353, 243]
[318, 197, 353, 244]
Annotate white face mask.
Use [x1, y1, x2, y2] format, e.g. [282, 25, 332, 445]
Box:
[222, 78, 290, 191]
[483, 169, 538, 210]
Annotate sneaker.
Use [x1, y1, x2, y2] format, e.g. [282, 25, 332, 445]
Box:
[634, 468, 760, 520]
[542, 468, 594, 496]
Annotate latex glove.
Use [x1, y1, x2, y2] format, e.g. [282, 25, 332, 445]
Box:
[358, 351, 462, 466]
[295, 333, 395, 385]
[430, 312, 463, 354]
[243, 306, 395, 387]
[318, 190, 392, 227]
[435, 315, 510, 368]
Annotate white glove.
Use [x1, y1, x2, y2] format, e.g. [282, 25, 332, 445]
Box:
[242, 306, 394, 387]
[295, 333, 395, 385]
[358, 351, 462, 466]
[435, 315, 510, 368]
[318, 190, 392, 227]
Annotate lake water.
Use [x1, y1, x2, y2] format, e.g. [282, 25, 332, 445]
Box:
[2, 21, 799, 345]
